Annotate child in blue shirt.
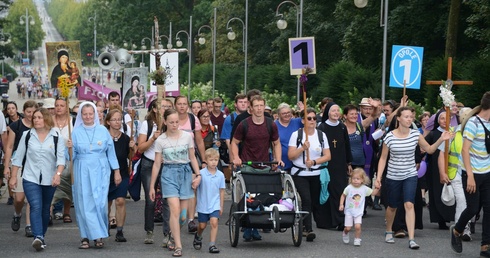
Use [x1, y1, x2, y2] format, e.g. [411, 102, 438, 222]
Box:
[193, 148, 225, 253]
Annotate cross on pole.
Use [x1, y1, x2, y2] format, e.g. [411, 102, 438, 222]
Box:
[425, 57, 473, 178]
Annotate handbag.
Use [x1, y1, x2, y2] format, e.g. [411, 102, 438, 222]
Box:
[441, 183, 455, 206]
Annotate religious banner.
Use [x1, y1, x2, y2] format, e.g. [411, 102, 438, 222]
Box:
[45, 41, 82, 89]
[122, 67, 148, 110]
[149, 52, 180, 96]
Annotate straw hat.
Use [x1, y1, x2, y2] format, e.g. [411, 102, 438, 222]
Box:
[359, 98, 371, 106]
[461, 106, 481, 132]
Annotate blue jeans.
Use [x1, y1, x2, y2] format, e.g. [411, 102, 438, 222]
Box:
[23, 179, 56, 239]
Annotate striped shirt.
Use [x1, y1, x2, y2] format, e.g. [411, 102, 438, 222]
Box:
[463, 115, 490, 174]
[384, 129, 419, 180]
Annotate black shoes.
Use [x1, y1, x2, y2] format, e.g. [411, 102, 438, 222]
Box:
[115, 231, 127, 242]
[11, 215, 21, 231]
[450, 225, 462, 253]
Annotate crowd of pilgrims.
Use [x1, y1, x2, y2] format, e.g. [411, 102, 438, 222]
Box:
[1, 88, 490, 256]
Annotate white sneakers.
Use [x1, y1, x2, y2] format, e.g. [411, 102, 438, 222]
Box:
[342, 231, 350, 244]
[354, 238, 362, 246]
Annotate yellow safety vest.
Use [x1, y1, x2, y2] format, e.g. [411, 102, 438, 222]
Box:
[448, 131, 463, 180]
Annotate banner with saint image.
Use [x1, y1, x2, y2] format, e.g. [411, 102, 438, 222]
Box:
[45, 41, 82, 90]
[122, 67, 148, 110]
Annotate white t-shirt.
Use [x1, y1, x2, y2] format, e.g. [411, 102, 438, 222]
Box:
[343, 184, 372, 217]
[155, 130, 195, 164]
[139, 120, 157, 160]
[288, 129, 329, 176]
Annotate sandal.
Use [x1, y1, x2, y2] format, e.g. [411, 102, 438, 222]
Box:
[110, 217, 117, 229]
[193, 233, 202, 250]
[172, 247, 182, 257]
[385, 231, 395, 243]
[63, 214, 72, 223]
[94, 239, 104, 248]
[209, 245, 220, 253]
[79, 238, 90, 249]
[167, 239, 175, 251]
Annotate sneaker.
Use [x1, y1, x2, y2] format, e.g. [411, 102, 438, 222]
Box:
[144, 231, 154, 244]
[32, 238, 44, 251]
[54, 212, 63, 220]
[394, 229, 406, 238]
[188, 220, 197, 234]
[25, 226, 33, 237]
[162, 233, 169, 248]
[461, 226, 472, 242]
[354, 238, 362, 246]
[7, 196, 13, 205]
[243, 228, 252, 241]
[11, 215, 21, 231]
[450, 225, 462, 253]
[115, 231, 127, 242]
[408, 239, 420, 249]
[251, 228, 262, 240]
[305, 231, 316, 242]
[342, 231, 350, 244]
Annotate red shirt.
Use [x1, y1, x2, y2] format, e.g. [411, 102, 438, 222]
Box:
[210, 111, 226, 135]
[233, 117, 279, 163]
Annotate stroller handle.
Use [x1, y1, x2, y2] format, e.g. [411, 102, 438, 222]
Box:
[245, 161, 278, 166]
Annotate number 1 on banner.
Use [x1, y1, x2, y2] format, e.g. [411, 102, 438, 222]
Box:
[289, 37, 316, 75]
[400, 59, 412, 84]
[293, 42, 308, 65]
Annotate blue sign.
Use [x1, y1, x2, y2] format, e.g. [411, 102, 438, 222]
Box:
[389, 45, 424, 89]
[288, 37, 316, 75]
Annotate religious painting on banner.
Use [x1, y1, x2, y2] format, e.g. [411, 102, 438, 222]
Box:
[122, 67, 148, 110]
[45, 41, 82, 90]
[149, 52, 179, 96]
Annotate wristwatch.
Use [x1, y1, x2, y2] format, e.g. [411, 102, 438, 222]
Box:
[56, 172, 62, 176]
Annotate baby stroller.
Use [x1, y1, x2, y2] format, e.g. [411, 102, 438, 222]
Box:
[228, 162, 308, 247]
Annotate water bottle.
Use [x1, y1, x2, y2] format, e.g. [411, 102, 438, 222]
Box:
[212, 125, 219, 150]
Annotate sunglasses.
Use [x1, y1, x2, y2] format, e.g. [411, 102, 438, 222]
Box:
[306, 116, 317, 121]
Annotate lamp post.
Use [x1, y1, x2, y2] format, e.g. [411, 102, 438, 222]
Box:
[276, 0, 303, 103]
[19, 8, 35, 65]
[140, 37, 152, 66]
[226, 17, 247, 93]
[123, 41, 137, 67]
[197, 23, 216, 97]
[355, 0, 386, 101]
[158, 35, 173, 50]
[88, 11, 97, 67]
[0, 30, 12, 76]
[176, 16, 192, 100]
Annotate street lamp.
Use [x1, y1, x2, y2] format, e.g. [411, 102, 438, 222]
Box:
[197, 18, 217, 97]
[175, 16, 193, 100]
[158, 35, 173, 50]
[355, 0, 387, 101]
[123, 41, 137, 67]
[226, 17, 247, 93]
[19, 8, 35, 65]
[88, 11, 97, 67]
[140, 37, 152, 66]
[276, 0, 303, 103]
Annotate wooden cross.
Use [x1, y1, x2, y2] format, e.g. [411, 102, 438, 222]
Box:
[332, 139, 337, 148]
[426, 57, 473, 177]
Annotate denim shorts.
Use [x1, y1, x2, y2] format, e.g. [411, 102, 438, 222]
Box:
[385, 175, 418, 208]
[160, 164, 194, 199]
[197, 210, 220, 223]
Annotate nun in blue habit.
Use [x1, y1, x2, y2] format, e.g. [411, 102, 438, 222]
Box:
[69, 101, 120, 249]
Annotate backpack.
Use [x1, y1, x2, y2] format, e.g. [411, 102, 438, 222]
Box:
[475, 116, 490, 154]
[239, 117, 274, 157]
[292, 128, 326, 175]
[21, 129, 59, 175]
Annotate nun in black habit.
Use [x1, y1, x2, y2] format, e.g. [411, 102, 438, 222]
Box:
[316, 102, 352, 230]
